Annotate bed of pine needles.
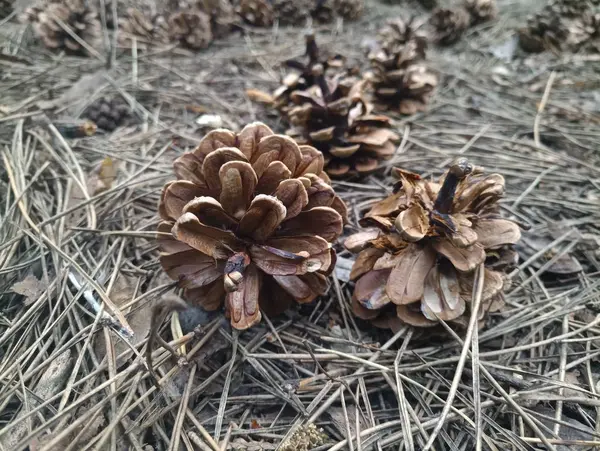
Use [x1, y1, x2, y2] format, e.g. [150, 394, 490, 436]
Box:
[1, 0, 600, 450]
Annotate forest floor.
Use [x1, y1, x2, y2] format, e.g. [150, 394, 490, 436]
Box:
[1, 0, 600, 450]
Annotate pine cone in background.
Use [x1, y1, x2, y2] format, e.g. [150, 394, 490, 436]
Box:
[118, 8, 170, 47]
[167, 9, 212, 49]
[334, 0, 364, 20]
[237, 0, 274, 27]
[273, 0, 312, 25]
[273, 33, 346, 114]
[23, 0, 101, 55]
[518, 0, 597, 53]
[197, 0, 238, 37]
[430, 7, 471, 45]
[158, 122, 347, 330]
[0, 0, 14, 19]
[464, 0, 497, 24]
[83, 97, 131, 132]
[366, 18, 438, 114]
[344, 159, 521, 331]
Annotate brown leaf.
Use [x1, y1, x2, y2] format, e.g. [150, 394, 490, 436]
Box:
[273, 179, 309, 219]
[277, 206, 343, 242]
[227, 264, 261, 329]
[432, 239, 485, 272]
[473, 218, 521, 248]
[394, 203, 429, 242]
[11, 275, 47, 306]
[246, 88, 274, 105]
[219, 160, 258, 219]
[238, 195, 287, 242]
[386, 245, 435, 304]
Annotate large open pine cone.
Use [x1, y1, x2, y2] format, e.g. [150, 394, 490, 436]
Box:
[463, 0, 497, 24]
[366, 18, 438, 114]
[23, 0, 101, 55]
[430, 7, 471, 45]
[344, 159, 521, 331]
[158, 122, 347, 330]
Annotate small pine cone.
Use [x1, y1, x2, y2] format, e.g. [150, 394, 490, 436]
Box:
[550, 0, 593, 18]
[198, 0, 238, 38]
[430, 7, 471, 45]
[83, 97, 131, 132]
[335, 0, 364, 20]
[167, 10, 212, 50]
[344, 159, 521, 331]
[281, 424, 329, 451]
[463, 0, 497, 24]
[158, 122, 347, 330]
[0, 0, 14, 19]
[237, 0, 274, 27]
[272, 0, 312, 25]
[24, 0, 101, 55]
[518, 8, 569, 52]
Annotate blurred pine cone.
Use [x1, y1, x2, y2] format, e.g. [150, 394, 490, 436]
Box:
[463, 0, 497, 24]
[237, 0, 274, 27]
[23, 0, 101, 55]
[167, 9, 213, 49]
[313, 0, 364, 22]
[158, 122, 347, 330]
[197, 0, 238, 37]
[366, 18, 438, 114]
[118, 7, 170, 47]
[0, 0, 14, 19]
[430, 7, 471, 45]
[345, 159, 521, 331]
[273, 0, 312, 25]
[83, 97, 131, 132]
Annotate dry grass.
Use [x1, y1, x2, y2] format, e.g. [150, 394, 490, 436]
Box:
[1, 0, 600, 450]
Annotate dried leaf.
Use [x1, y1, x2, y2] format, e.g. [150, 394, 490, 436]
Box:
[11, 275, 47, 305]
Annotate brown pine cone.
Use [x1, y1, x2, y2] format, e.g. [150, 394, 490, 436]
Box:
[334, 0, 364, 20]
[167, 9, 212, 50]
[23, 0, 101, 55]
[237, 0, 274, 27]
[345, 159, 521, 331]
[430, 7, 471, 45]
[83, 97, 131, 132]
[197, 0, 238, 37]
[158, 122, 347, 330]
[0, 0, 14, 19]
[366, 17, 437, 114]
[272, 0, 312, 25]
[463, 0, 497, 24]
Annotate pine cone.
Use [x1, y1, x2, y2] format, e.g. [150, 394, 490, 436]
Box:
[0, 0, 14, 19]
[430, 7, 471, 45]
[344, 159, 521, 331]
[168, 10, 213, 50]
[334, 0, 364, 20]
[23, 0, 101, 55]
[83, 97, 131, 132]
[198, 0, 238, 38]
[158, 122, 347, 330]
[549, 0, 594, 18]
[273, 0, 312, 25]
[237, 0, 274, 27]
[463, 0, 497, 24]
[366, 18, 437, 114]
